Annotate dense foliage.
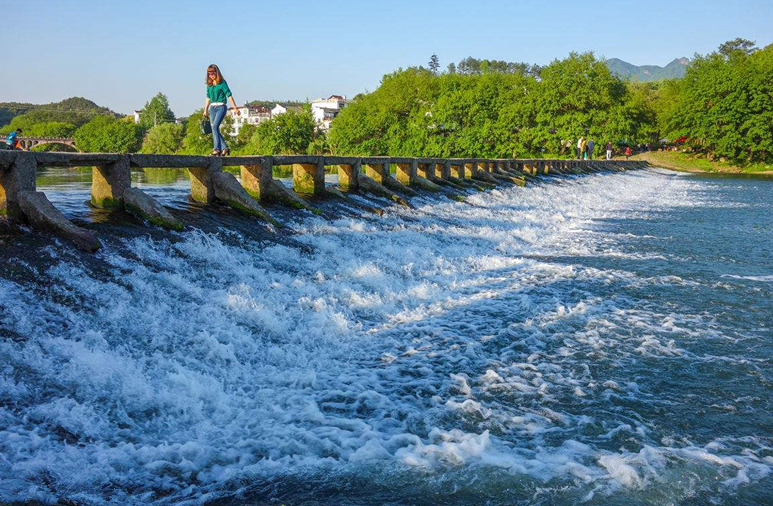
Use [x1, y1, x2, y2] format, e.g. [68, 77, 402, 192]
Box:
[73, 116, 142, 153]
[139, 93, 176, 130]
[329, 52, 653, 157]
[328, 44, 773, 165]
[660, 41, 773, 163]
[239, 110, 316, 155]
[0, 97, 117, 134]
[140, 122, 185, 154]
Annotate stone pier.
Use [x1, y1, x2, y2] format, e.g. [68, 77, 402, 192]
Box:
[0, 150, 645, 252]
[91, 156, 131, 208]
[292, 161, 325, 196]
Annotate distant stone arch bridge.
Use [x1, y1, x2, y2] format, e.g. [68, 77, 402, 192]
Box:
[17, 137, 79, 152]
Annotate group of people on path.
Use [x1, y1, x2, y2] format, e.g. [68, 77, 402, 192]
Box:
[574, 137, 616, 161]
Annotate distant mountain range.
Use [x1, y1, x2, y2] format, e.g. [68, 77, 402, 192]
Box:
[606, 58, 690, 81]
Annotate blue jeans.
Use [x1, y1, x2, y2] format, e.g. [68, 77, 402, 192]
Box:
[209, 104, 228, 152]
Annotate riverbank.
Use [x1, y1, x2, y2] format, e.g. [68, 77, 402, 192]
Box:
[632, 150, 773, 174]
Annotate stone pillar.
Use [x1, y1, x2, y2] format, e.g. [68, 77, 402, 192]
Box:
[417, 163, 432, 180]
[189, 159, 222, 204]
[395, 161, 417, 186]
[463, 162, 476, 179]
[337, 161, 360, 191]
[91, 155, 131, 208]
[0, 152, 36, 219]
[435, 161, 451, 180]
[293, 160, 325, 196]
[240, 157, 273, 200]
[364, 162, 389, 184]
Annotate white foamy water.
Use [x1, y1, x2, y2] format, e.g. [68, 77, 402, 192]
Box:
[1, 169, 771, 505]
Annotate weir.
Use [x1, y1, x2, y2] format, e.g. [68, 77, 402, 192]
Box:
[0, 150, 647, 251]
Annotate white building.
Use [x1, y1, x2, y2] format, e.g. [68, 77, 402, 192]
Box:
[229, 104, 272, 136]
[270, 104, 304, 117]
[310, 95, 348, 131]
[133, 110, 141, 124]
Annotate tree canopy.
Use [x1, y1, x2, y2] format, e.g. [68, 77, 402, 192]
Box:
[660, 42, 773, 163]
[239, 110, 316, 155]
[74, 115, 142, 153]
[140, 122, 186, 154]
[139, 93, 176, 130]
[328, 52, 652, 157]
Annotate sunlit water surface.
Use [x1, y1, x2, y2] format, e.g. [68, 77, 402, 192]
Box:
[1, 167, 772, 505]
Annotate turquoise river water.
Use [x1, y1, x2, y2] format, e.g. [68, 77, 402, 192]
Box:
[0, 167, 771, 505]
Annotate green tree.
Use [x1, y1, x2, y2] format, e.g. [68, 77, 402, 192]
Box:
[139, 92, 176, 130]
[0, 97, 116, 133]
[532, 52, 627, 152]
[241, 110, 315, 155]
[428, 54, 440, 74]
[180, 110, 212, 155]
[140, 122, 186, 154]
[74, 115, 142, 153]
[718, 38, 757, 57]
[236, 123, 259, 146]
[661, 41, 773, 163]
[25, 121, 78, 138]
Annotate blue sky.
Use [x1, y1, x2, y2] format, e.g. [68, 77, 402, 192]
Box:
[2, 0, 772, 116]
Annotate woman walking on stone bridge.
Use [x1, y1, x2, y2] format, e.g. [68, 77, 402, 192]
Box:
[203, 64, 239, 156]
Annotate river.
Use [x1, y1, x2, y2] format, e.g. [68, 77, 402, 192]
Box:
[0, 167, 771, 505]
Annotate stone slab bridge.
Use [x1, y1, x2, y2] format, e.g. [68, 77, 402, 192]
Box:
[16, 137, 78, 151]
[0, 150, 646, 252]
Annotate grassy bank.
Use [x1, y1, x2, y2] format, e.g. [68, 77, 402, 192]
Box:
[633, 150, 773, 174]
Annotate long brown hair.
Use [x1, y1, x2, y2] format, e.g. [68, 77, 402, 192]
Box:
[206, 64, 224, 86]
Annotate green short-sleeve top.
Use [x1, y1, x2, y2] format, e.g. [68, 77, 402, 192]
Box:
[207, 81, 232, 103]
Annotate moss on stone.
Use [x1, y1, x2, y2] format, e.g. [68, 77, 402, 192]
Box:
[245, 188, 262, 201]
[226, 199, 281, 227]
[450, 195, 466, 202]
[124, 202, 183, 231]
[91, 196, 123, 209]
[293, 176, 318, 196]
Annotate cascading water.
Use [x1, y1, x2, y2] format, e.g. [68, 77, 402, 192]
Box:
[1, 168, 771, 505]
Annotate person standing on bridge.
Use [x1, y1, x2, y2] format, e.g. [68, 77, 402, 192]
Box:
[587, 138, 595, 160]
[606, 141, 613, 160]
[203, 64, 240, 156]
[5, 129, 22, 150]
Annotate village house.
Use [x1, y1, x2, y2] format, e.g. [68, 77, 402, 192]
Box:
[228, 104, 272, 136]
[310, 95, 348, 131]
[271, 103, 304, 117]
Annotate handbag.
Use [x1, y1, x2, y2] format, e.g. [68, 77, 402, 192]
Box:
[200, 118, 212, 135]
